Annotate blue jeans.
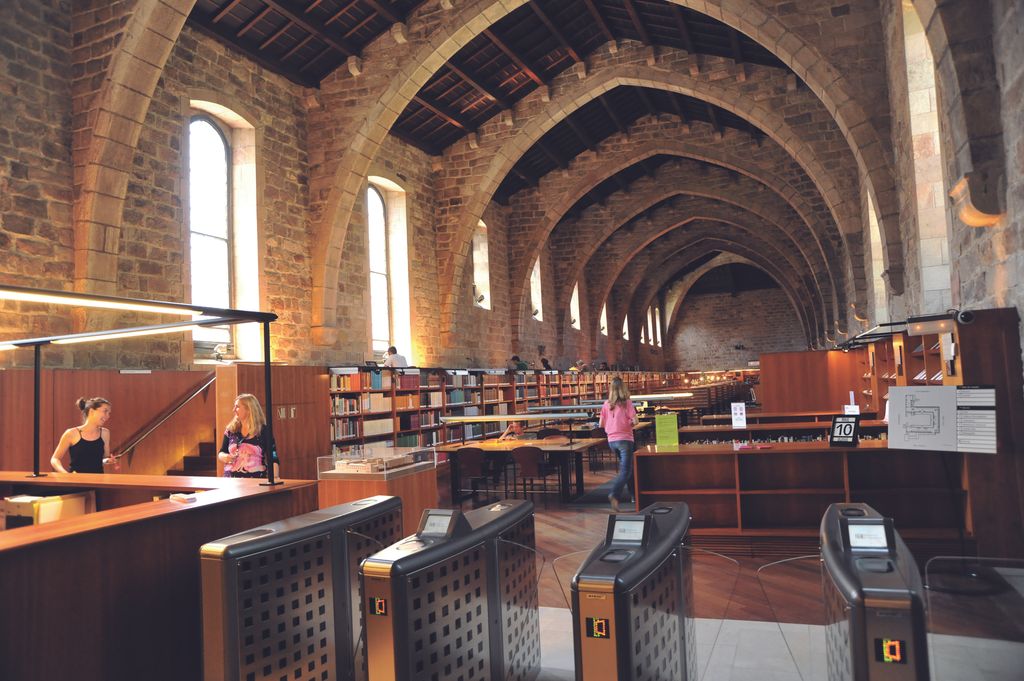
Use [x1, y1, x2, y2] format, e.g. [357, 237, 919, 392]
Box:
[608, 440, 635, 502]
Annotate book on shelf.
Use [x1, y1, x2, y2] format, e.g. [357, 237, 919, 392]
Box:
[330, 371, 362, 391]
[331, 419, 358, 441]
[361, 393, 392, 413]
[363, 419, 394, 437]
[369, 371, 392, 390]
[331, 395, 360, 416]
[395, 393, 418, 409]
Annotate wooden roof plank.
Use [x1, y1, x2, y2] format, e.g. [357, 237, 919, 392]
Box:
[622, 0, 651, 45]
[262, 0, 356, 56]
[483, 28, 545, 86]
[529, 1, 582, 63]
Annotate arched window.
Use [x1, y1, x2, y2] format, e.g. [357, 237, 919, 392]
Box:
[622, 314, 629, 340]
[654, 307, 662, 347]
[472, 221, 491, 309]
[367, 177, 412, 360]
[188, 107, 260, 359]
[600, 303, 608, 336]
[569, 283, 581, 330]
[530, 257, 543, 321]
[646, 307, 655, 345]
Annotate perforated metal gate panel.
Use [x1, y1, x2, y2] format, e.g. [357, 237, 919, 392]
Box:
[347, 509, 404, 681]
[823, 564, 854, 681]
[625, 551, 682, 681]
[235, 534, 334, 681]
[680, 548, 698, 681]
[405, 544, 489, 681]
[496, 516, 541, 681]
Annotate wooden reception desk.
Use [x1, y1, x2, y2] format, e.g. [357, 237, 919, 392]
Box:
[0, 472, 317, 681]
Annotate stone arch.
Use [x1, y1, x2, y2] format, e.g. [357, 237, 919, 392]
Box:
[604, 236, 816, 358]
[577, 208, 824, 340]
[645, 252, 812, 350]
[538, 146, 843, 329]
[911, 0, 1005, 223]
[311, 0, 902, 341]
[602, 222, 820, 344]
[73, 0, 193, 297]
[449, 65, 860, 341]
[526, 172, 838, 341]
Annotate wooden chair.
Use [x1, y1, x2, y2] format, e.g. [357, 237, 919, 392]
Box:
[510, 446, 556, 505]
[455, 447, 489, 505]
[588, 427, 614, 471]
[536, 428, 562, 439]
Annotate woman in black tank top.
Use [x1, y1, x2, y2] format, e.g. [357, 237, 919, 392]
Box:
[50, 397, 117, 474]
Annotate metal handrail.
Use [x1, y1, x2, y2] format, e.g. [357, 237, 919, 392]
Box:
[112, 370, 217, 462]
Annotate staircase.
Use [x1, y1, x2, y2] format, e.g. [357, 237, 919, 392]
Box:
[167, 442, 218, 477]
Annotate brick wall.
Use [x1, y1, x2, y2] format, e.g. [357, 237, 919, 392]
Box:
[0, 0, 75, 353]
[667, 288, 807, 370]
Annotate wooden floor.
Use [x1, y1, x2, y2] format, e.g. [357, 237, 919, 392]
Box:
[465, 463, 828, 625]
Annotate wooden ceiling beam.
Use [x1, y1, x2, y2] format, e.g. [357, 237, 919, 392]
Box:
[413, 94, 474, 131]
[237, 6, 273, 37]
[622, 0, 652, 45]
[512, 167, 539, 188]
[705, 103, 723, 135]
[536, 139, 567, 168]
[363, 0, 400, 24]
[260, 20, 293, 50]
[636, 88, 659, 118]
[483, 28, 545, 87]
[282, 33, 315, 60]
[669, 93, 689, 125]
[212, 0, 244, 23]
[529, 1, 582, 63]
[582, 0, 616, 45]
[669, 6, 696, 52]
[189, 19, 318, 86]
[728, 28, 745, 65]
[565, 117, 597, 151]
[325, 1, 360, 27]
[598, 93, 628, 134]
[262, 0, 356, 56]
[447, 60, 512, 110]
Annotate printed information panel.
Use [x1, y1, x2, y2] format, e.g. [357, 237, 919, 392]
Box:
[888, 386, 996, 454]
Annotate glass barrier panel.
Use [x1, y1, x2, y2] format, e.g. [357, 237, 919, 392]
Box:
[754, 555, 827, 681]
[926, 556, 1024, 681]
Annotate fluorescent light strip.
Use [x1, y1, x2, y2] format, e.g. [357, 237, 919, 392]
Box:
[0, 289, 199, 316]
[0, 344, 16, 352]
[51, 325, 205, 345]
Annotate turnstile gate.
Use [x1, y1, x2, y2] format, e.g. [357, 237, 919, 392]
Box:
[571, 502, 695, 681]
[361, 500, 540, 681]
[201, 495, 403, 681]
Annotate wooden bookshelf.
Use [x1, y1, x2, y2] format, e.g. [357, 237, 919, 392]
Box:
[634, 440, 965, 538]
[327, 368, 692, 454]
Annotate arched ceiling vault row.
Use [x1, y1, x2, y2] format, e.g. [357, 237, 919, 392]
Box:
[304, 0, 902, 344]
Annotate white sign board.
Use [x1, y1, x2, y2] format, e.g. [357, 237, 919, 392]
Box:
[730, 402, 747, 429]
[843, 404, 861, 415]
[888, 385, 997, 453]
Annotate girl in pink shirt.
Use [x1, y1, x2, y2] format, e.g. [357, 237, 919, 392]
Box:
[599, 377, 638, 511]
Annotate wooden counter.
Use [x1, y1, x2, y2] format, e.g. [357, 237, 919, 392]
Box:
[678, 420, 888, 442]
[633, 441, 965, 538]
[318, 461, 441, 535]
[0, 472, 317, 681]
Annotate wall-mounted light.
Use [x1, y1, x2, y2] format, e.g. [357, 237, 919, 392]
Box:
[475, 294, 486, 303]
[532, 308, 540, 317]
[570, 318, 577, 325]
[906, 313, 954, 336]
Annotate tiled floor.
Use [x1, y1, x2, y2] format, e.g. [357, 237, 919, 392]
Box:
[535, 606, 1024, 681]
[536, 607, 825, 681]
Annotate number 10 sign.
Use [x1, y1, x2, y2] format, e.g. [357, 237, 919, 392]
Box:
[829, 415, 861, 446]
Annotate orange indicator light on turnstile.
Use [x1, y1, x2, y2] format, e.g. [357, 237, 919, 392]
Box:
[585, 617, 610, 639]
[369, 596, 388, 616]
[874, 638, 906, 664]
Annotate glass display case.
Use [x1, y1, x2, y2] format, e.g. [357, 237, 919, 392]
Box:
[317, 444, 437, 480]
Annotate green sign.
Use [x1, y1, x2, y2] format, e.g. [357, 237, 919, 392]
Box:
[655, 413, 679, 446]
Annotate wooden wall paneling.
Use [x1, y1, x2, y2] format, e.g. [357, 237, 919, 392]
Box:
[218, 364, 331, 480]
[49, 370, 215, 476]
[760, 350, 865, 412]
[0, 369, 53, 471]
